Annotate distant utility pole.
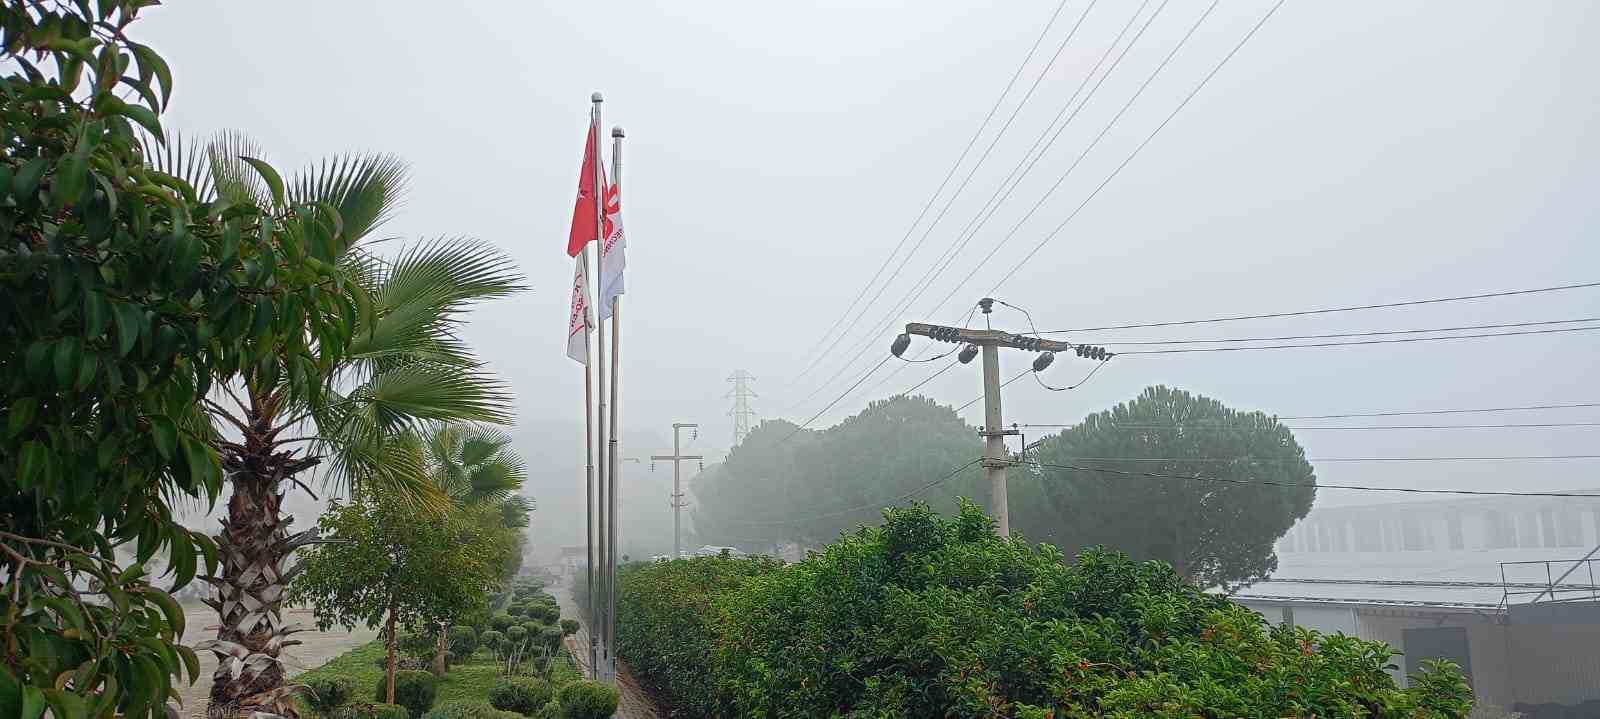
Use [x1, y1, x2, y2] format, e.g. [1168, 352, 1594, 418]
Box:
[895, 298, 1095, 537]
[726, 370, 758, 447]
[651, 423, 703, 559]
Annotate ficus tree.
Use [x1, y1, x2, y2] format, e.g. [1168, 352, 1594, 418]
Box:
[0, 2, 342, 717]
[1025, 385, 1316, 589]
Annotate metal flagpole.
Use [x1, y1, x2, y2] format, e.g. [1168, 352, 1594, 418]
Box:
[582, 94, 602, 677]
[606, 125, 624, 683]
[589, 92, 613, 682]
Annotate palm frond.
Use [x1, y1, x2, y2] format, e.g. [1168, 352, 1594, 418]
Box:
[204, 130, 271, 208]
[352, 363, 514, 433]
[346, 237, 526, 365]
[139, 130, 215, 201]
[288, 154, 410, 251]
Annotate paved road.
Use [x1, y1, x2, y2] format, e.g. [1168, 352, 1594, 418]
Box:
[173, 605, 379, 717]
[553, 576, 663, 719]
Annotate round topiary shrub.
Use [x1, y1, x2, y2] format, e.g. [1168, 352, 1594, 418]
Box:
[330, 703, 411, 719]
[421, 699, 524, 719]
[479, 629, 505, 655]
[488, 677, 554, 717]
[558, 619, 579, 636]
[373, 670, 437, 718]
[556, 681, 619, 719]
[490, 613, 517, 632]
[303, 675, 355, 714]
[396, 631, 437, 662]
[536, 626, 564, 653]
[505, 624, 528, 644]
[448, 625, 478, 659]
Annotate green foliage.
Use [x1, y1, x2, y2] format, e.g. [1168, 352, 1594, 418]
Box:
[294, 638, 582, 715]
[333, 703, 412, 719]
[488, 677, 554, 716]
[449, 626, 479, 659]
[398, 631, 439, 662]
[0, 2, 348, 716]
[555, 681, 619, 719]
[617, 500, 1473, 718]
[305, 675, 357, 713]
[375, 670, 437, 718]
[1026, 385, 1316, 588]
[536, 626, 565, 654]
[490, 613, 517, 632]
[479, 630, 506, 656]
[506, 625, 529, 642]
[613, 555, 783, 716]
[558, 619, 579, 637]
[422, 699, 524, 719]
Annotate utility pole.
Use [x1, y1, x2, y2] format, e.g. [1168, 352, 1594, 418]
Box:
[894, 298, 1095, 537]
[726, 370, 758, 447]
[651, 423, 703, 559]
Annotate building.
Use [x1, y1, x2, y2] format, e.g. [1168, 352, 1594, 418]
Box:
[1234, 492, 1600, 716]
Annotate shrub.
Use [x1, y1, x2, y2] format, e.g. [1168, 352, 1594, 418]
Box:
[421, 699, 523, 719]
[304, 675, 355, 714]
[558, 619, 579, 636]
[488, 677, 554, 716]
[396, 631, 437, 662]
[615, 500, 1476, 718]
[332, 704, 411, 719]
[490, 613, 518, 633]
[556, 681, 619, 719]
[373, 670, 437, 718]
[525, 603, 560, 624]
[505, 624, 528, 643]
[536, 626, 564, 653]
[448, 625, 479, 659]
[479, 630, 506, 655]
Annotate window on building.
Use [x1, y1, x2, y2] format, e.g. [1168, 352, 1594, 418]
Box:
[1519, 512, 1540, 548]
[1447, 513, 1465, 550]
[1557, 509, 1583, 547]
[1402, 517, 1424, 551]
[1540, 508, 1558, 548]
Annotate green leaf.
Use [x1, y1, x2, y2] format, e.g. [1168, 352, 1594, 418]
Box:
[166, 528, 195, 592]
[53, 337, 80, 387]
[13, 156, 48, 200]
[112, 301, 144, 356]
[7, 397, 37, 439]
[21, 685, 45, 719]
[149, 415, 176, 461]
[96, 95, 161, 139]
[175, 644, 200, 686]
[251, 295, 274, 346]
[127, 42, 173, 106]
[240, 156, 285, 208]
[83, 291, 109, 339]
[18, 441, 48, 489]
[73, 351, 97, 392]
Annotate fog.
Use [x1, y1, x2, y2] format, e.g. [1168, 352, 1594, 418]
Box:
[143, 0, 1600, 557]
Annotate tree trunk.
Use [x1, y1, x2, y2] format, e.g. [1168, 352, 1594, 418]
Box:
[432, 623, 448, 677]
[385, 599, 399, 704]
[206, 391, 320, 715]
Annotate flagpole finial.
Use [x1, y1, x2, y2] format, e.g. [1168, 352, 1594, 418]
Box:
[612, 126, 625, 138]
[591, 91, 604, 103]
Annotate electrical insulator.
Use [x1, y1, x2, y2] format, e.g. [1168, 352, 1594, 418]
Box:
[890, 333, 911, 357]
[650, 462, 656, 472]
[699, 460, 704, 471]
[1032, 351, 1055, 373]
[958, 344, 979, 364]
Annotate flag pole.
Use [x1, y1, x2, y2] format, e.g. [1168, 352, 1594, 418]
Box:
[589, 92, 614, 683]
[583, 93, 603, 679]
[606, 124, 625, 676]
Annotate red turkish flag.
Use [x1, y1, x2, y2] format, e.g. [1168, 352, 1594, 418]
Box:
[566, 122, 604, 257]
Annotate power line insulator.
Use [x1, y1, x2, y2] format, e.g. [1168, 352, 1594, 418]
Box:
[1032, 351, 1055, 373]
[958, 344, 979, 364]
[890, 334, 911, 357]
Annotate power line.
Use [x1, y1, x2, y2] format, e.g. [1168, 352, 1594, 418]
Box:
[984, 0, 1291, 292]
[791, 0, 1176, 405]
[1016, 459, 1600, 497]
[1281, 402, 1600, 421]
[1018, 421, 1600, 431]
[1115, 325, 1600, 354]
[725, 457, 986, 526]
[956, 368, 1032, 412]
[1077, 317, 1600, 345]
[786, 0, 1075, 384]
[1033, 455, 1600, 463]
[1036, 281, 1600, 334]
[783, 356, 895, 440]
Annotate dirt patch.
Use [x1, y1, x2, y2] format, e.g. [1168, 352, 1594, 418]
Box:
[173, 604, 379, 717]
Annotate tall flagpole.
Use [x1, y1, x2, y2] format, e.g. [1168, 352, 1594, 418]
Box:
[583, 93, 602, 678]
[606, 124, 625, 677]
[589, 92, 613, 682]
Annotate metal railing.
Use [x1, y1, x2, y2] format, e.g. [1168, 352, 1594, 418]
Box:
[1500, 558, 1600, 607]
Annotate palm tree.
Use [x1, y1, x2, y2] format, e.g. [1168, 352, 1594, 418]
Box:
[150, 135, 525, 714]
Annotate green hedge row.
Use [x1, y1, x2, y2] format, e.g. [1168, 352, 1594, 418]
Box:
[615, 500, 1474, 718]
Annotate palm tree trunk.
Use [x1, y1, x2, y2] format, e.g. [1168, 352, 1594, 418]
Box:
[385, 598, 399, 704]
[206, 391, 320, 715]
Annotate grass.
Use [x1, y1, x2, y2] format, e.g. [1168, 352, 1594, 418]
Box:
[294, 640, 584, 713]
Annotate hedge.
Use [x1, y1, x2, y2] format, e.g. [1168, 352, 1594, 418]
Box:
[615, 500, 1474, 718]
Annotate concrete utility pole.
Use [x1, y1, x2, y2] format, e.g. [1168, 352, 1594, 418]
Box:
[896, 298, 1081, 537]
[651, 423, 703, 559]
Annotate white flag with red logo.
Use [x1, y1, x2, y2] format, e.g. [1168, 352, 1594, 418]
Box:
[598, 182, 626, 320]
[565, 255, 591, 365]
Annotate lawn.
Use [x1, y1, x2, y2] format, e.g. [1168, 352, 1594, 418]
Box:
[294, 640, 584, 712]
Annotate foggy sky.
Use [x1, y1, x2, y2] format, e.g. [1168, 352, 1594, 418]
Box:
[143, 1, 1600, 551]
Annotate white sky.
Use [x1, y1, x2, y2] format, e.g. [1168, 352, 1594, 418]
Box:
[142, 0, 1600, 548]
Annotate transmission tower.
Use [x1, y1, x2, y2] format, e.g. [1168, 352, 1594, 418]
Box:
[726, 370, 758, 447]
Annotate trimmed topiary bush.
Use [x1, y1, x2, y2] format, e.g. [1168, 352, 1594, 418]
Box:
[479, 629, 505, 655]
[396, 631, 437, 662]
[490, 613, 517, 632]
[304, 675, 355, 714]
[488, 677, 554, 717]
[421, 699, 523, 719]
[448, 625, 478, 659]
[373, 670, 437, 718]
[505, 624, 528, 643]
[558, 619, 579, 636]
[525, 603, 560, 624]
[331, 704, 410, 719]
[536, 626, 564, 653]
[556, 681, 619, 719]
